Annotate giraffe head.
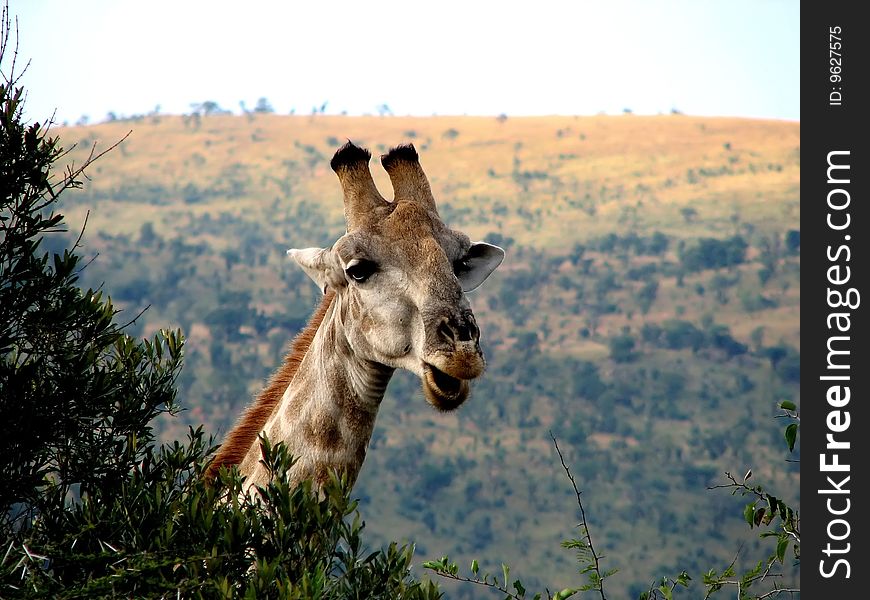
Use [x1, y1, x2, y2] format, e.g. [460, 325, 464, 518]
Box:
[287, 142, 504, 411]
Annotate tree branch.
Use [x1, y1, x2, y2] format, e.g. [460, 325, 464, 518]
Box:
[550, 431, 608, 600]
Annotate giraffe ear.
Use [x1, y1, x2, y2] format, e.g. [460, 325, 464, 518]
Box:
[458, 242, 505, 292]
[287, 247, 345, 294]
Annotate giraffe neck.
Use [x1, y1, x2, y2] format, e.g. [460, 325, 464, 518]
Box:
[238, 295, 394, 491]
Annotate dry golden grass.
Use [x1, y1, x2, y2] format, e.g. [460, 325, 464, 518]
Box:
[55, 113, 799, 248]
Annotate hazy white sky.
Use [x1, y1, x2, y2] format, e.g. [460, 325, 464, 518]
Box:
[10, 0, 799, 125]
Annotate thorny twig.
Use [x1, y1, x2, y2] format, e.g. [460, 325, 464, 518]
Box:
[550, 431, 608, 600]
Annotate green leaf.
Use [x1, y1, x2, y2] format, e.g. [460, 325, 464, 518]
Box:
[776, 536, 789, 563]
[779, 400, 796, 411]
[766, 495, 779, 516]
[502, 563, 510, 588]
[743, 502, 756, 526]
[513, 579, 526, 596]
[778, 499, 789, 522]
[784, 423, 798, 452]
[471, 559, 479, 576]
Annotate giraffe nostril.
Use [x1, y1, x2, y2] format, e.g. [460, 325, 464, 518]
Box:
[450, 312, 478, 343]
[437, 320, 455, 343]
[436, 316, 478, 344]
[455, 321, 474, 342]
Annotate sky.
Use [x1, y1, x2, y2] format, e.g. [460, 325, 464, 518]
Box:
[8, 0, 799, 125]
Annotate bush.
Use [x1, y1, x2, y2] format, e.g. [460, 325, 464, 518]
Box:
[609, 334, 638, 363]
[679, 236, 748, 272]
[784, 229, 800, 254]
[660, 320, 704, 352]
[706, 324, 748, 358]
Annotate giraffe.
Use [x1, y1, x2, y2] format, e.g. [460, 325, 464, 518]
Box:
[205, 141, 504, 492]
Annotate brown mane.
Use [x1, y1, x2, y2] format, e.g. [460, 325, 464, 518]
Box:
[204, 290, 336, 482]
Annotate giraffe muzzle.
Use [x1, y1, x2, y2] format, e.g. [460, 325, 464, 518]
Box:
[420, 328, 486, 411]
[421, 362, 471, 411]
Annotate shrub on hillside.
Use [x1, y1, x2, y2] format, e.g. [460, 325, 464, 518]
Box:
[679, 235, 748, 272]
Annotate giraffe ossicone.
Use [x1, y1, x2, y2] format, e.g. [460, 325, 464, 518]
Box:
[207, 141, 504, 492]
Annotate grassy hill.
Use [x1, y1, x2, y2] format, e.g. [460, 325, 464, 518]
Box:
[53, 113, 799, 598]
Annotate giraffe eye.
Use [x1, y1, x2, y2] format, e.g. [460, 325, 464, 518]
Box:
[345, 259, 377, 283]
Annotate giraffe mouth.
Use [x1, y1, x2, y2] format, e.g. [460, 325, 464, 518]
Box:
[422, 363, 470, 411]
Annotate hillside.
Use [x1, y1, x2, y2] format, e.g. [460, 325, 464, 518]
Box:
[52, 113, 800, 598]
